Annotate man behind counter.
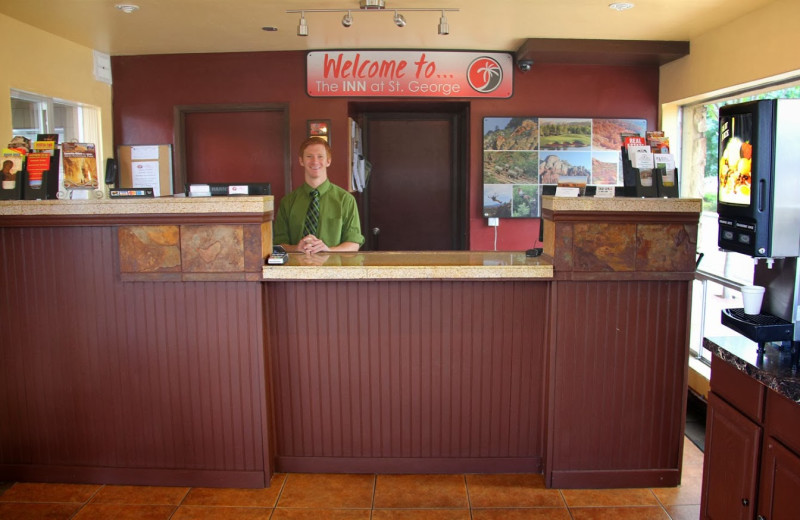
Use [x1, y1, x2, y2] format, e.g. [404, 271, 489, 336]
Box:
[274, 137, 365, 254]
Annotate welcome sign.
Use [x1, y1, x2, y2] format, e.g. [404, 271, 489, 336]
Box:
[306, 50, 514, 98]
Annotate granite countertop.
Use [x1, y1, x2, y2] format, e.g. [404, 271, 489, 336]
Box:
[263, 251, 553, 280]
[0, 196, 274, 216]
[705, 336, 800, 403]
[542, 195, 702, 213]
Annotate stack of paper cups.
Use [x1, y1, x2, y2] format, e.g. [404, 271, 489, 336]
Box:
[741, 285, 765, 315]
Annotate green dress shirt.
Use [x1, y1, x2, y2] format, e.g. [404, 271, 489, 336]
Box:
[273, 180, 365, 247]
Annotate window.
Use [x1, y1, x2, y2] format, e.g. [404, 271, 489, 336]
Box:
[10, 89, 102, 158]
[681, 80, 800, 363]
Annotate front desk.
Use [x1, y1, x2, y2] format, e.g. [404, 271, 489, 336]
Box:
[0, 195, 701, 489]
[0, 197, 275, 488]
[261, 196, 702, 488]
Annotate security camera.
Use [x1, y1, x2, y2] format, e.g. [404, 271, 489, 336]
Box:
[517, 59, 533, 72]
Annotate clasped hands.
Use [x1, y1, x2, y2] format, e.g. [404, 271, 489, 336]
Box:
[299, 234, 328, 255]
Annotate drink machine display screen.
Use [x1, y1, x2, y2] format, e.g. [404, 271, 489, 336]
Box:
[718, 112, 753, 207]
[717, 99, 800, 259]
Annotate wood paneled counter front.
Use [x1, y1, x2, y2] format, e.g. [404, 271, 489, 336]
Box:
[1, 196, 701, 490]
[0, 197, 275, 488]
[263, 197, 702, 489]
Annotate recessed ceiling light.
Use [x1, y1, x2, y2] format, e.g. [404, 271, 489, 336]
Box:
[608, 2, 635, 11]
[115, 4, 140, 14]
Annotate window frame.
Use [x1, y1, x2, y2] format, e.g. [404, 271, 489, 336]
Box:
[10, 88, 103, 160]
[679, 76, 800, 364]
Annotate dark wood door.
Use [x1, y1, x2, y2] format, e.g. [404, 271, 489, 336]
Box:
[701, 392, 762, 520]
[758, 437, 800, 520]
[364, 113, 465, 251]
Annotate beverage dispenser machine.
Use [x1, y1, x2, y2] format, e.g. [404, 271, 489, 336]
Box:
[716, 99, 800, 354]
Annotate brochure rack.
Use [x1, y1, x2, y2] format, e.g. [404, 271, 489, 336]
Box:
[621, 148, 678, 198]
[621, 148, 658, 197]
[655, 166, 679, 198]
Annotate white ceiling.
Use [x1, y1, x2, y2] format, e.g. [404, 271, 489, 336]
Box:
[1, 0, 774, 57]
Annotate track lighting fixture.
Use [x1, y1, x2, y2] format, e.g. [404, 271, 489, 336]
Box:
[297, 12, 308, 36]
[438, 10, 449, 35]
[342, 11, 353, 27]
[286, 2, 457, 36]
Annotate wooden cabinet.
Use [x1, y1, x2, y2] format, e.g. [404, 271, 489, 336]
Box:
[702, 393, 761, 519]
[702, 354, 800, 520]
[758, 438, 800, 520]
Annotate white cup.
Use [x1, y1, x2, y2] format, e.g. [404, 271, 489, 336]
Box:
[741, 285, 765, 315]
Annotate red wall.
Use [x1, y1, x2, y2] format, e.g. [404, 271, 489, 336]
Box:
[112, 51, 659, 250]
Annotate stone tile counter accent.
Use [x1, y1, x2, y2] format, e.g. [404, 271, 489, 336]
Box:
[541, 195, 702, 279]
[1, 196, 274, 282]
[705, 336, 800, 403]
[263, 251, 553, 280]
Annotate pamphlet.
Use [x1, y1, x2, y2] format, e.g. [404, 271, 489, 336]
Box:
[1, 148, 23, 192]
[628, 145, 652, 168]
[62, 142, 99, 189]
[636, 152, 655, 187]
[654, 153, 676, 187]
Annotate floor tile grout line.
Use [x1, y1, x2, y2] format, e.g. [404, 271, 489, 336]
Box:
[558, 488, 575, 518]
[371, 473, 377, 518]
[463, 474, 474, 520]
[276, 472, 290, 507]
[176, 485, 191, 507]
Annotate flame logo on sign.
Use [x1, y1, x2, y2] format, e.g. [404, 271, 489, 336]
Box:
[467, 57, 503, 93]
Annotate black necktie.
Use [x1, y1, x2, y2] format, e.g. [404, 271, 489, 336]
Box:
[303, 189, 320, 237]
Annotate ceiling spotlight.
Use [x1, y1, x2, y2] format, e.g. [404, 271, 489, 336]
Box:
[297, 12, 308, 36]
[608, 2, 635, 11]
[114, 3, 140, 14]
[438, 11, 449, 35]
[342, 11, 353, 27]
[393, 11, 406, 27]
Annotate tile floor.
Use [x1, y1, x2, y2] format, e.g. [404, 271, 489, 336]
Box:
[0, 436, 703, 520]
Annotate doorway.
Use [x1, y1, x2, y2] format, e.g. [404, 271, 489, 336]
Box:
[359, 104, 468, 251]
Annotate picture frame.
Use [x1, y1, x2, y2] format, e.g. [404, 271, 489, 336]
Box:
[307, 119, 331, 144]
[482, 116, 648, 218]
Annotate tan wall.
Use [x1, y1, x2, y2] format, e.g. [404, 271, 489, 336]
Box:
[0, 14, 112, 162]
[660, 0, 800, 106]
[659, 0, 800, 196]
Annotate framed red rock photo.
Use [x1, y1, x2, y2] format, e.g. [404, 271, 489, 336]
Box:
[482, 117, 647, 218]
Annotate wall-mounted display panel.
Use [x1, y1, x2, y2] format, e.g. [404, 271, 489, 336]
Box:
[483, 117, 647, 218]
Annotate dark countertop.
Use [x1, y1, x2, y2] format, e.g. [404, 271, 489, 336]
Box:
[704, 335, 800, 403]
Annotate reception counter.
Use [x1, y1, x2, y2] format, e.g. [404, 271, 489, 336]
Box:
[0, 196, 275, 488]
[262, 196, 702, 488]
[1, 195, 702, 490]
